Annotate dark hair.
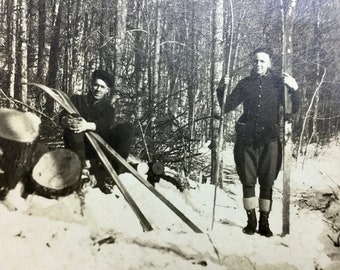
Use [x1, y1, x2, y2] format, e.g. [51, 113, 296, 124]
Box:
[253, 47, 273, 58]
[91, 69, 114, 88]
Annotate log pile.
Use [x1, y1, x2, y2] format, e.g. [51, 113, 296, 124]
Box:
[0, 108, 82, 200]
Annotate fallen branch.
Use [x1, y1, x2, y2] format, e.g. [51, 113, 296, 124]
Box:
[0, 88, 56, 126]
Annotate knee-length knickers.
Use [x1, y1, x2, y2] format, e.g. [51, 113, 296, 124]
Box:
[234, 139, 282, 200]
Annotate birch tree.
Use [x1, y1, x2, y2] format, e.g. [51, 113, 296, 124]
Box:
[19, 0, 28, 104]
[37, 0, 46, 83]
[0, 0, 338, 174]
[153, 0, 161, 103]
[114, 0, 127, 90]
[7, 0, 17, 102]
[210, 0, 224, 184]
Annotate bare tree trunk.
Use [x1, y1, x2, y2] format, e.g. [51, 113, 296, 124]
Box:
[210, 0, 224, 184]
[187, 2, 197, 175]
[114, 0, 127, 91]
[153, 0, 161, 102]
[19, 0, 28, 104]
[212, 0, 234, 229]
[81, 9, 91, 92]
[309, 0, 321, 145]
[134, 0, 144, 119]
[61, 0, 72, 94]
[8, 0, 17, 103]
[45, 0, 63, 114]
[70, 0, 83, 94]
[37, 0, 46, 83]
[0, 1, 5, 26]
[27, 0, 36, 83]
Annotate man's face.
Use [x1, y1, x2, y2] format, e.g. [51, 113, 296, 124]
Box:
[253, 52, 271, 76]
[91, 79, 110, 101]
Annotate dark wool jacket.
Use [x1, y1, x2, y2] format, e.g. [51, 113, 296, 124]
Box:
[60, 93, 116, 136]
[216, 69, 300, 145]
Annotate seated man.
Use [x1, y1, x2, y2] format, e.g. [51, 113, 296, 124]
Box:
[59, 69, 135, 189]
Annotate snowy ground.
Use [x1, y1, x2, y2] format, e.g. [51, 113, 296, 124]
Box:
[0, 141, 339, 270]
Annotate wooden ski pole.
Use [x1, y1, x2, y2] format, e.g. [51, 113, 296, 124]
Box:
[280, 0, 296, 236]
[211, 0, 234, 230]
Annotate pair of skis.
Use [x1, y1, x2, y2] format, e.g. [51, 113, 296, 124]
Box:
[29, 83, 202, 233]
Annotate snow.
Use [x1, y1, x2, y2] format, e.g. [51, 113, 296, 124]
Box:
[1, 141, 340, 270]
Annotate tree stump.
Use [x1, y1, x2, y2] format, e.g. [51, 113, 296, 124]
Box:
[31, 142, 50, 167]
[31, 149, 81, 198]
[0, 108, 41, 199]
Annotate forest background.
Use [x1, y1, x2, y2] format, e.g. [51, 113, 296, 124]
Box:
[0, 0, 339, 183]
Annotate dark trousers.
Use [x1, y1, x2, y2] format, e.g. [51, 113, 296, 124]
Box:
[63, 122, 135, 169]
[234, 139, 282, 200]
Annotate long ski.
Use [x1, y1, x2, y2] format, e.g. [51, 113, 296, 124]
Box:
[90, 132, 203, 233]
[39, 83, 202, 233]
[30, 83, 202, 233]
[29, 83, 153, 232]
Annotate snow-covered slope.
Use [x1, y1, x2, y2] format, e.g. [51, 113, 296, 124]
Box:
[0, 142, 339, 270]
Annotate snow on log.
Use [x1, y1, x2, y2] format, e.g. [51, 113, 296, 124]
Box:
[0, 108, 41, 198]
[31, 149, 81, 198]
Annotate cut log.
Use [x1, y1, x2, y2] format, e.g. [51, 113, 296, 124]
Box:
[0, 108, 41, 199]
[149, 162, 165, 176]
[31, 149, 82, 198]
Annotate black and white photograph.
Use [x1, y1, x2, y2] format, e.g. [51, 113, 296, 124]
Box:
[0, 0, 339, 269]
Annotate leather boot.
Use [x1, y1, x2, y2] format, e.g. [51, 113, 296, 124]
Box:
[258, 211, 273, 237]
[243, 209, 257, 235]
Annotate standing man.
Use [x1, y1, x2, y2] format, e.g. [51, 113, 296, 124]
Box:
[216, 48, 299, 237]
[60, 69, 135, 189]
